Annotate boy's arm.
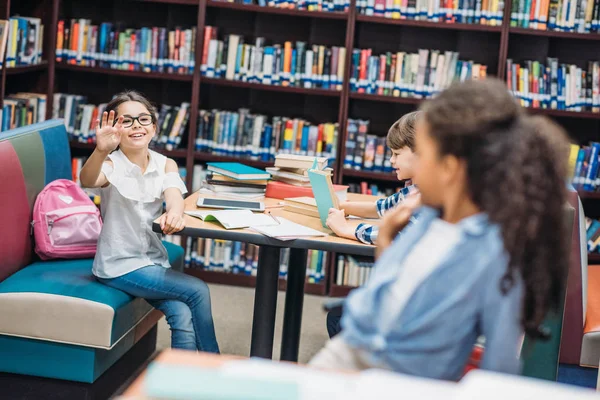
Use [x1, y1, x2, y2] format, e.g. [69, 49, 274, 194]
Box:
[160, 158, 187, 234]
[326, 208, 364, 240]
[79, 148, 111, 188]
[341, 201, 380, 219]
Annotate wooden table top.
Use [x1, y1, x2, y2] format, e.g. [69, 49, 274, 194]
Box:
[153, 191, 379, 256]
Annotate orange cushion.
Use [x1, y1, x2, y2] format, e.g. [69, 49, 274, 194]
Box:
[584, 265, 600, 334]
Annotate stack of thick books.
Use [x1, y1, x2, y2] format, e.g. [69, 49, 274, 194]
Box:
[202, 162, 271, 200]
[265, 154, 348, 201]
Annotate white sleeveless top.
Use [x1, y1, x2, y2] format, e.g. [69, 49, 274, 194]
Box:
[91, 149, 188, 279]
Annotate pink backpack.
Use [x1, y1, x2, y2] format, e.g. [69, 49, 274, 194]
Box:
[32, 179, 103, 260]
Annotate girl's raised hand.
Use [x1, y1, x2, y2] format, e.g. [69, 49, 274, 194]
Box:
[94, 110, 124, 153]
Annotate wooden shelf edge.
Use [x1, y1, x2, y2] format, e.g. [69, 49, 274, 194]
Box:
[526, 107, 600, 119]
[342, 168, 399, 182]
[356, 15, 503, 32]
[184, 268, 326, 295]
[349, 91, 422, 104]
[206, 1, 348, 19]
[578, 190, 600, 200]
[194, 151, 274, 168]
[509, 27, 600, 41]
[329, 284, 357, 297]
[588, 253, 600, 263]
[5, 61, 49, 75]
[131, 0, 199, 4]
[55, 63, 194, 81]
[200, 76, 342, 96]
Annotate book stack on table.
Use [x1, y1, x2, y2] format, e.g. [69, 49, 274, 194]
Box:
[201, 162, 272, 200]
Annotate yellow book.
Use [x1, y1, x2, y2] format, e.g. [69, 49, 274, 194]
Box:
[568, 144, 580, 179]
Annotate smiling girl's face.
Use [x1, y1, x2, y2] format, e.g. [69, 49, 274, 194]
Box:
[115, 101, 156, 150]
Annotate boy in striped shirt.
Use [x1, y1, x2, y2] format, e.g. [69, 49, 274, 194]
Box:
[326, 111, 421, 246]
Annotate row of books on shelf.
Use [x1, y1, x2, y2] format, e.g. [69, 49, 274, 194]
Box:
[507, 58, 600, 112]
[0, 17, 44, 68]
[0, 92, 47, 132]
[357, 0, 504, 25]
[336, 254, 373, 287]
[197, 108, 339, 161]
[213, 0, 350, 11]
[201, 27, 345, 90]
[56, 19, 196, 74]
[350, 48, 487, 97]
[571, 142, 600, 192]
[185, 238, 327, 283]
[344, 118, 395, 173]
[510, 0, 600, 33]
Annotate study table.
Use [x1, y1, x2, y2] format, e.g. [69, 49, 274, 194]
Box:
[152, 191, 378, 362]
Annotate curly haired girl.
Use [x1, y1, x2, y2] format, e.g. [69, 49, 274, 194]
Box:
[309, 78, 569, 380]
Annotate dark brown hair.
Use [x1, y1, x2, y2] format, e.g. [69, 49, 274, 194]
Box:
[104, 90, 157, 124]
[386, 111, 422, 151]
[419, 78, 569, 340]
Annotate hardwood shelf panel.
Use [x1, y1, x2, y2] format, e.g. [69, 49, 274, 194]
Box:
[69, 141, 187, 158]
[206, 1, 348, 19]
[343, 168, 399, 182]
[194, 151, 274, 168]
[349, 91, 422, 104]
[56, 63, 194, 81]
[184, 268, 326, 295]
[201, 76, 342, 97]
[510, 27, 600, 41]
[5, 61, 49, 75]
[579, 190, 600, 200]
[526, 107, 600, 120]
[356, 15, 503, 32]
[588, 253, 600, 263]
[329, 284, 357, 297]
[131, 0, 200, 4]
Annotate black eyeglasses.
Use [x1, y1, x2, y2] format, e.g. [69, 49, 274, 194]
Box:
[115, 114, 155, 128]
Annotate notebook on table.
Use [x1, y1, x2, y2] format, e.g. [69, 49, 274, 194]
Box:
[249, 217, 327, 241]
[185, 209, 278, 230]
[307, 159, 340, 228]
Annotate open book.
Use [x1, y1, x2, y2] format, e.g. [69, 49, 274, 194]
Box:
[249, 217, 328, 241]
[185, 209, 278, 230]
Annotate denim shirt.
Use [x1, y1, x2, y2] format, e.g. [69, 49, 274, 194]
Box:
[340, 206, 525, 381]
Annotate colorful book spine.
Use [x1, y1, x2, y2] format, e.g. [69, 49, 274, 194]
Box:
[350, 48, 487, 98]
[201, 28, 345, 91]
[357, 0, 504, 25]
[196, 108, 339, 161]
[0, 92, 46, 132]
[55, 19, 195, 74]
[5, 16, 44, 68]
[335, 254, 374, 287]
[344, 118, 395, 173]
[511, 0, 600, 32]
[507, 57, 600, 112]
[571, 141, 600, 192]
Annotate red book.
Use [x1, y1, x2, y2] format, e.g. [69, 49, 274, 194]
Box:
[265, 181, 348, 200]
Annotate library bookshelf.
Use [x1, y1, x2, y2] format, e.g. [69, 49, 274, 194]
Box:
[4, 0, 600, 293]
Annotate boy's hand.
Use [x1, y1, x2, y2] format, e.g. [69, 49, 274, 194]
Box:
[159, 211, 186, 235]
[376, 193, 421, 257]
[326, 208, 355, 239]
[94, 110, 124, 154]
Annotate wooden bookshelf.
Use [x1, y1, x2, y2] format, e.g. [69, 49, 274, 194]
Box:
[185, 268, 327, 296]
[55, 64, 195, 82]
[5, 61, 49, 75]
[509, 27, 600, 41]
[206, 0, 349, 19]
[5, 0, 600, 295]
[579, 191, 600, 200]
[356, 14, 503, 32]
[69, 141, 189, 159]
[588, 253, 600, 264]
[329, 284, 356, 297]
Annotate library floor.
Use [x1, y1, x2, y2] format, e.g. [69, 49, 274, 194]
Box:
[156, 283, 331, 363]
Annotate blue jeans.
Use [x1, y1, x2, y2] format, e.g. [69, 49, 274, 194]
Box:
[98, 265, 220, 353]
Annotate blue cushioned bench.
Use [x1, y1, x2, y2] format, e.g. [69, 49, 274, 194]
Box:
[0, 120, 182, 383]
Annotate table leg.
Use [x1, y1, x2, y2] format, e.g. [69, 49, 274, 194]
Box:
[280, 248, 308, 362]
[250, 245, 281, 359]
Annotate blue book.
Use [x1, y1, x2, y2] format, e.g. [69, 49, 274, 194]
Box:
[207, 162, 271, 180]
[308, 159, 340, 228]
